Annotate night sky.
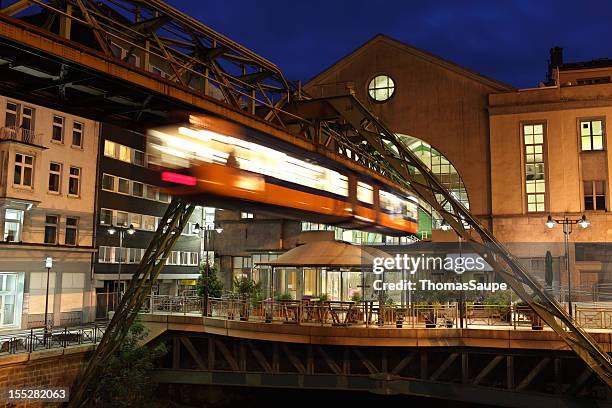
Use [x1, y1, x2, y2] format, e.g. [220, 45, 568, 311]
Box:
[168, 0, 612, 89]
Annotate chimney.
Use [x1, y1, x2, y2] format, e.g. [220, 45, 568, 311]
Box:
[547, 46, 564, 85]
[550, 46, 564, 68]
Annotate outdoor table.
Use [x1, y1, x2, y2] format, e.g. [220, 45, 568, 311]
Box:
[328, 301, 355, 326]
[302, 299, 327, 324]
[279, 300, 301, 323]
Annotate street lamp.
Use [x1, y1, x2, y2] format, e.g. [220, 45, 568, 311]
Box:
[193, 222, 223, 315]
[44, 257, 52, 344]
[439, 220, 452, 231]
[545, 214, 590, 318]
[107, 224, 135, 301]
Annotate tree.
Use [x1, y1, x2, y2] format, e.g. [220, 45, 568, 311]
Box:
[196, 262, 224, 299]
[545, 250, 553, 288]
[232, 276, 261, 300]
[87, 319, 166, 407]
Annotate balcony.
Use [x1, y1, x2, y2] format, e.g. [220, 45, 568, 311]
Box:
[0, 126, 41, 146]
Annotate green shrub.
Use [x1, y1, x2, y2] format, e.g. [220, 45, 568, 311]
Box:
[196, 263, 223, 298]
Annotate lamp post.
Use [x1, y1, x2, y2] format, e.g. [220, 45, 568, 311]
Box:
[193, 222, 222, 316]
[44, 257, 52, 344]
[107, 224, 135, 303]
[545, 214, 590, 318]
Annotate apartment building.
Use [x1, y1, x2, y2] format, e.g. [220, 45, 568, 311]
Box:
[93, 123, 209, 300]
[0, 95, 98, 329]
[489, 47, 612, 295]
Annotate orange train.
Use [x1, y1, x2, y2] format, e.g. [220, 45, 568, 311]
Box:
[147, 116, 419, 237]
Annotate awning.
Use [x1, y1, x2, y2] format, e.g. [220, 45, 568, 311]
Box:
[255, 240, 391, 268]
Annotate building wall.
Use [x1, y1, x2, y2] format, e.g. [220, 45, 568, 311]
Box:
[0, 95, 97, 329]
[489, 81, 612, 292]
[93, 124, 203, 296]
[304, 35, 512, 223]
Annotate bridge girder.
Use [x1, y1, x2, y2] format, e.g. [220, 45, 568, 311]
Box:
[0, 0, 293, 118]
[149, 332, 611, 408]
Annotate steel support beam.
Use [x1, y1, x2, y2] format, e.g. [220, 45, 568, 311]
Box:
[67, 198, 195, 407]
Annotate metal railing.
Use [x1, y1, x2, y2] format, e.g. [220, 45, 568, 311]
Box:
[575, 307, 612, 329]
[142, 295, 203, 315]
[140, 295, 612, 330]
[0, 126, 39, 144]
[0, 322, 108, 356]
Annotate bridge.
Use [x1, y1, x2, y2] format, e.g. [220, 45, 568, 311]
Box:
[0, 0, 609, 406]
[137, 303, 612, 407]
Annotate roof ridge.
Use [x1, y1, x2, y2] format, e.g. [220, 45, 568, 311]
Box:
[304, 33, 514, 91]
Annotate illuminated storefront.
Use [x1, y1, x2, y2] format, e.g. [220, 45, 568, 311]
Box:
[255, 240, 392, 302]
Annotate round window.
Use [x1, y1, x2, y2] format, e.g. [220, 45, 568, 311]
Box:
[368, 75, 395, 102]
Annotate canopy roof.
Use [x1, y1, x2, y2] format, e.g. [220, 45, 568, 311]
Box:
[255, 240, 391, 268]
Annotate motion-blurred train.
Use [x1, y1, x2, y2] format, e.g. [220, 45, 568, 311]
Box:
[146, 115, 419, 237]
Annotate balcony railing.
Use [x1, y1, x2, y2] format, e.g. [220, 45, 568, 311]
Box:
[0, 322, 108, 356]
[141, 295, 612, 330]
[0, 126, 39, 145]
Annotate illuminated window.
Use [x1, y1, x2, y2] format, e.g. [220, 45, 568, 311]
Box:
[379, 190, 418, 220]
[118, 145, 131, 162]
[104, 140, 117, 158]
[204, 207, 216, 228]
[368, 75, 395, 102]
[357, 182, 373, 204]
[4, 209, 23, 242]
[241, 212, 254, 219]
[580, 119, 604, 151]
[130, 213, 142, 229]
[524, 124, 546, 212]
[143, 215, 155, 231]
[584, 180, 606, 211]
[401, 135, 470, 229]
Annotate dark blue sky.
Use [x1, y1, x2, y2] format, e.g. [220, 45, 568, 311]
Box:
[169, 0, 612, 88]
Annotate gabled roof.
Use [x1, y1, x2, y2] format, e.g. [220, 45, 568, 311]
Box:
[306, 34, 514, 92]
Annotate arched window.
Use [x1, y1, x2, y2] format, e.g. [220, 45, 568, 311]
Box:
[398, 134, 470, 232]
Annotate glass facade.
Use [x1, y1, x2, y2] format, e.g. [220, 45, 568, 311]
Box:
[400, 134, 469, 231]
